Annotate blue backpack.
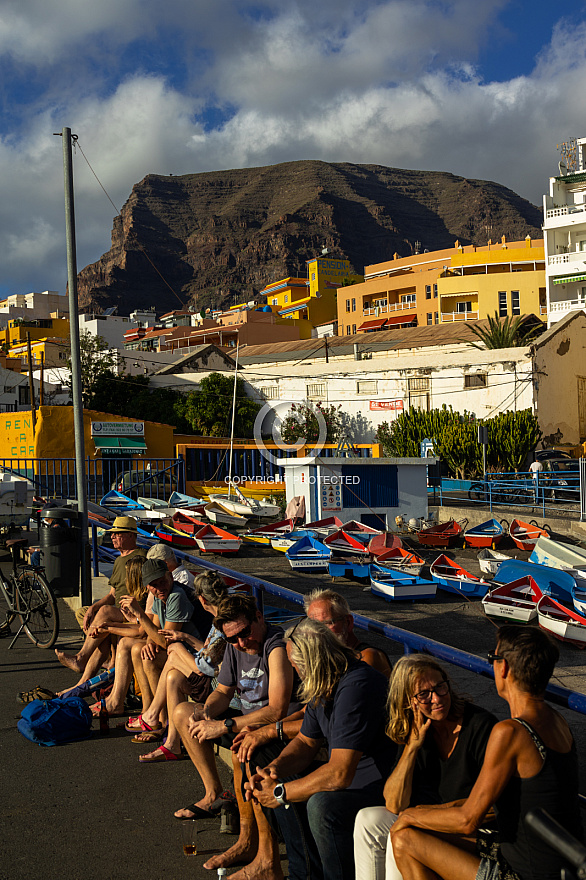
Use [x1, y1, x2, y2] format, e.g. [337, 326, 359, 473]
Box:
[18, 696, 93, 746]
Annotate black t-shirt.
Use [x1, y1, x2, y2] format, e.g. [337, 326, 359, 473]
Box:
[407, 702, 497, 806]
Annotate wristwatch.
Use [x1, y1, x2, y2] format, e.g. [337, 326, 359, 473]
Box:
[273, 782, 290, 809]
[224, 717, 235, 733]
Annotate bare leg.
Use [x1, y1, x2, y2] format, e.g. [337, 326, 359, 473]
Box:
[55, 606, 124, 672]
[173, 701, 226, 817]
[228, 799, 284, 880]
[392, 827, 480, 880]
[132, 640, 153, 712]
[102, 636, 140, 714]
[161, 667, 190, 753]
[203, 754, 258, 870]
[138, 659, 172, 731]
[142, 648, 167, 702]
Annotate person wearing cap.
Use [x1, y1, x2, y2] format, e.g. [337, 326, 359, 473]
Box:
[55, 515, 146, 682]
[118, 558, 200, 757]
[146, 543, 196, 594]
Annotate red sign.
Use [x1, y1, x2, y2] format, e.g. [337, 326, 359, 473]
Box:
[370, 399, 404, 411]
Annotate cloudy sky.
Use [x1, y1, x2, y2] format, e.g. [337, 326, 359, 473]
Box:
[1, 0, 586, 299]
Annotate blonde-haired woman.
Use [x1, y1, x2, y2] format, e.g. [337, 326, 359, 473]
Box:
[354, 654, 496, 880]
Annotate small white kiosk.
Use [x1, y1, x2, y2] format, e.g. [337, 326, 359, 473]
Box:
[279, 456, 434, 528]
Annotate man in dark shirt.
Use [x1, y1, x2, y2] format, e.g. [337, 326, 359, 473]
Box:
[247, 617, 396, 880]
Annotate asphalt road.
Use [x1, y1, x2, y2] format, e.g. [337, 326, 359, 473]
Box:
[1, 532, 586, 880]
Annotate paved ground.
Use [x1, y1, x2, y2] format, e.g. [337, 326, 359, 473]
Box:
[2, 527, 586, 880]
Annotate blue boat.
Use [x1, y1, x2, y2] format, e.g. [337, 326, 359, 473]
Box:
[493, 558, 575, 604]
[285, 535, 331, 571]
[430, 554, 489, 598]
[329, 556, 371, 579]
[369, 563, 437, 601]
[464, 518, 505, 549]
[100, 490, 145, 512]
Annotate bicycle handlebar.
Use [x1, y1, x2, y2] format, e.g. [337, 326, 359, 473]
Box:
[525, 809, 586, 879]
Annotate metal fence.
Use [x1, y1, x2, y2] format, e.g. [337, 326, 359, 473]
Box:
[0, 457, 185, 504]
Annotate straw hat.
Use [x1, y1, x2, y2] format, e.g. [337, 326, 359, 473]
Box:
[110, 515, 138, 534]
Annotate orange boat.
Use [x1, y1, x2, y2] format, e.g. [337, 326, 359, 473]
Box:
[509, 519, 548, 552]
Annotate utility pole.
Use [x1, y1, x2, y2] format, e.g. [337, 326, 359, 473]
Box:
[39, 351, 44, 406]
[324, 336, 329, 363]
[56, 126, 90, 605]
[26, 332, 37, 431]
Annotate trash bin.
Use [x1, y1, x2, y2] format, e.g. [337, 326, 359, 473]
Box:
[39, 506, 81, 598]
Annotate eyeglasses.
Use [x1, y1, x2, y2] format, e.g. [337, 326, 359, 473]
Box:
[414, 681, 450, 704]
[224, 622, 253, 644]
[487, 652, 505, 664]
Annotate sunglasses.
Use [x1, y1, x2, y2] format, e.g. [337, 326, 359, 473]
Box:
[224, 622, 253, 644]
[414, 681, 450, 704]
[487, 652, 505, 664]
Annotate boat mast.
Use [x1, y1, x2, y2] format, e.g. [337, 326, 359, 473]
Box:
[227, 340, 240, 495]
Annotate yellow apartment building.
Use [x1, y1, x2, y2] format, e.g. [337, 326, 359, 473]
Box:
[338, 238, 545, 334]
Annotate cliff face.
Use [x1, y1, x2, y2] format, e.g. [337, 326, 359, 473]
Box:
[76, 160, 543, 315]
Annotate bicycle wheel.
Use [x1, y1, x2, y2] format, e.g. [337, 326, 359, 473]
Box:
[15, 567, 59, 648]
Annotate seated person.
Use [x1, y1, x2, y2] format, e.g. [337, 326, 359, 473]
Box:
[119, 559, 198, 722]
[246, 618, 396, 880]
[55, 516, 146, 682]
[390, 625, 583, 880]
[173, 594, 297, 879]
[146, 542, 211, 637]
[129, 571, 229, 762]
[353, 654, 497, 879]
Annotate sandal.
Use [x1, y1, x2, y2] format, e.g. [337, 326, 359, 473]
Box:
[124, 714, 161, 733]
[139, 745, 183, 763]
[17, 685, 56, 704]
[131, 728, 166, 744]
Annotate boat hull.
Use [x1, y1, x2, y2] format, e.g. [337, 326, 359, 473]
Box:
[537, 597, 586, 648]
[510, 519, 548, 552]
[329, 557, 371, 579]
[478, 549, 511, 576]
[464, 519, 504, 549]
[482, 578, 541, 623]
[417, 520, 462, 548]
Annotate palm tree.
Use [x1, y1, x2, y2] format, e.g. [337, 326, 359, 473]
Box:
[467, 312, 541, 350]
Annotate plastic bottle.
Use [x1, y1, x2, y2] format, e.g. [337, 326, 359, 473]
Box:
[99, 698, 109, 734]
[217, 869, 227, 878]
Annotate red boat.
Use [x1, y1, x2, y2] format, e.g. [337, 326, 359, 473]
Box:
[171, 511, 207, 536]
[510, 519, 548, 552]
[417, 519, 463, 548]
[154, 525, 200, 549]
[324, 529, 371, 556]
[368, 532, 403, 558]
[375, 546, 424, 575]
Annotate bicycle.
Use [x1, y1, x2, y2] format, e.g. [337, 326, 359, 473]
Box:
[0, 537, 59, 649]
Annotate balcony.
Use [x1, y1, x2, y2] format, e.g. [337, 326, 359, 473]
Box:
[548, 252, 586, 269]
[441, 311, 479, 322]
[363, 300, 416, 316]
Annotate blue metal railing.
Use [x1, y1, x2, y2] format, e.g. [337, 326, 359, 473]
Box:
[436, 470, 581, 518]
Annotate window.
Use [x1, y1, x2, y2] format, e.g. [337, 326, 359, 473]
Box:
[433, 284, 438, 298]
[346, 299, 351, 312]
[498, 291, 507, 317]
[402, 294, 416, 304]
[373, 298, 387, 308]
[18, 385, 30, 405]
[357, 380, 378, 394]
[284, 295, 289, 303]
[511, 290, 520, 316]
[464, 373, 487, 389]
[425, 285, 431, 299]
[408, 376, 430, 411]
[434, 312, 439, 324]
[427, 313, 433, 325]
[346, 326, 351, 335]
[58, 351, 67, 361]
[260, 386, 279, 399]
[272, 298, 278, 306]
[312, 272, 316, 280]
[352, 298, 356, 312]
[352, 324, 356, 334]
[306, 383, 326, 399]
[457, 301, 472, 313]
[579, 240, 586, 252]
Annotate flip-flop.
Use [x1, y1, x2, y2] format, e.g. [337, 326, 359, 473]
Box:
[89, 702, 126, 718]
[139, 745, 183, 763]
[174, 803, 221, 820]
[124, 714, 158, 733]
[131, 728, 166, 744]
[17, 685, 56, 704]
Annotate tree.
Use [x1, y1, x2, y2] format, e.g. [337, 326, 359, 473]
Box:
[486, 409, 542, 472]
[66, 331, 121, 408]
[87, 372, 192, 431]
[467, 313, 541, 350]
[183, 373, 261, 437]
[280, 401, 343, 445]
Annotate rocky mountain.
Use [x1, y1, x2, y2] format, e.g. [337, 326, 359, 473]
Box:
[76, 160, 543, 315]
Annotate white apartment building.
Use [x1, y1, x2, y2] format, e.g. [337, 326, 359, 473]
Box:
[543, 137, 586, 326]
[0, 290, 68, 327]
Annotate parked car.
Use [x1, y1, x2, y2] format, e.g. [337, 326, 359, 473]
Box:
[110, 469, 177, 500]
[535, 448, 574, 461]
[538, 458, 580, 502]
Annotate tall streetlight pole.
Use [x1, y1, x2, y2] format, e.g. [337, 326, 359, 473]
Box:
[57, 126, 90, 604]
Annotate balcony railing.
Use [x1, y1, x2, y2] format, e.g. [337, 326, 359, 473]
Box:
[545, 204, 586, 219]
[548, 252, 586, 267]
[550, 298, 586, 313]
[441, 311, 479, 322]
[363, 300, 416, 316]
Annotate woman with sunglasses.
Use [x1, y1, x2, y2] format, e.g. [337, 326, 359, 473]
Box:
[354, 654, 497, 879]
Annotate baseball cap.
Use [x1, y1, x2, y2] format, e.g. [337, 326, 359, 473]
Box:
[110, 515, 138, 534]
[142, 558, 169, 587]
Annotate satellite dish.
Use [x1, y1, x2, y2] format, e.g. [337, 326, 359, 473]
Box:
[559, 161, 567, 176]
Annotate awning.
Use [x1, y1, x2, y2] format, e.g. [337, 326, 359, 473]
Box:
[278, 297, 312, 316]
[552, 274, 586, 285]
[358, 318, 388, 331]
[358, 313, 416, 331]
[93, 437, 147, 456]
[385, 312, 416, 326]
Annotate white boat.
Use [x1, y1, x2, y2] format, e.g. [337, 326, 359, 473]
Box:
[285, 535, 331, 571]
[0, 469, 36, 525]
[271, 529, 317, 552]
[481, 576, 542, 623]
[370, 563, 437, 601]
[529, 535, 586, 571]
[195, 523, 242, 554]
[478, 548, 512, 576]
[204, 501, 249, 529]
[537, 595, 586, 649]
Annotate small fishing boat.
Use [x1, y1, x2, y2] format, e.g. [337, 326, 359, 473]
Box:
[304, 516, 344, 536]
[324, 529, 371, 556]
[464, 518, 505, 549]
[169, 490, 209, 511]
[341, 520, 384, 538]
[529, 535, 586, 571]
[100, 490, 145, 512]
[271, 529, 317, 552]
[481, 577, 542, 623]
[204, 501, 249, 530]
[417, 519, 463, 548]
[242, 518, 296, 546]
[430, 554, 489, 598]
[571, 583, 586, 616]
[137, 496, 171, 510]
[329, 556, 371, 579]
[537, 595, 586, 648]
[153, 524, 200, 549]
[368, 532, 403, 559]
[195, 524, 242, 554]
[492, 559, 575, 604]
[509, 519, 549, 552]
[171, 511, 207, 536]
[369, 563, 437, 601]
[478, 548, 512, 576]
[373, 546, 425, 576]
[209, 485, 281, 520]
[285, 535, 331, 571]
